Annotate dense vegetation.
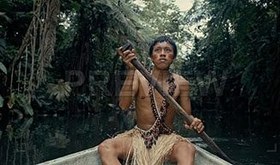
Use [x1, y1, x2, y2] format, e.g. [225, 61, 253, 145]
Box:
[0, 0, 279, 125]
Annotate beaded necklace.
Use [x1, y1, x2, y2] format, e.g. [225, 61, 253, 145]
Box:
[138, 72, 176, 149]
[149, 72, 176, 120]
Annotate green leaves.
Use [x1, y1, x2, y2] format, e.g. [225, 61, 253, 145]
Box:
[0, 40, 7, 75]
[0, 62, 7, 74]
[14, 93, 34, 116]
[181, 0, 280, 114]
[5, 93, 34, 116]
[0, 95, 3, 108]
[47, 80, 72, 102]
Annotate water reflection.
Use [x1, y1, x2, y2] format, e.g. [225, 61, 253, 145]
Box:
[0, 118, 34, 165]
[0, 109, 279, 165]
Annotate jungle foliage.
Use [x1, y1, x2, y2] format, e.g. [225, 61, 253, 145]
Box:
[0, 0, 279, 120]
[183, 0, 280, 118]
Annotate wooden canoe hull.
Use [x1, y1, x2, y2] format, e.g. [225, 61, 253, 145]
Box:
[37, 145, 232, 165]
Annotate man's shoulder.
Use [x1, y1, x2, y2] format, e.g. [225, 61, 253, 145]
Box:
[134, 70, 144, 80]
[172, 73, 189, 83]
[135, 70, 149, 84]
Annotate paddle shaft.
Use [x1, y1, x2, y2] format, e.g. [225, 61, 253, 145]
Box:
[130, 58, 234, 164]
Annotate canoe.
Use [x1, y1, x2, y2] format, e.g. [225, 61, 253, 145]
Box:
[37, 145, 232, 165]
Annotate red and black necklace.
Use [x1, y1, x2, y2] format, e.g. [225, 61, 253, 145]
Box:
[139, 72, 176, 149]
[149, 72, 176, 120]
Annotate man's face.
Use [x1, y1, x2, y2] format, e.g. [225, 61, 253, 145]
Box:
[150, 42, 175, 70]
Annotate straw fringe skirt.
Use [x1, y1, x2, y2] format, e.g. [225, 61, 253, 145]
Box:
[115, 127, 189, 165]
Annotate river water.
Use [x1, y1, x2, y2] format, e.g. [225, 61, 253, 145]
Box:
[0, 109, 279, 165]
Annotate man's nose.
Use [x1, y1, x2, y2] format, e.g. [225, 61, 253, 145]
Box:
[160, 50, 166, 56]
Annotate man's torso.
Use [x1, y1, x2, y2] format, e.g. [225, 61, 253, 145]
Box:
[134, 71, 183, 130]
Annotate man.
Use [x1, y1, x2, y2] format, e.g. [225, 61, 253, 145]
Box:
[98, 36, 204, 165]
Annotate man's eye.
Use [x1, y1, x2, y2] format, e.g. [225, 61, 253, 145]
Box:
[154, 48, 160, 52]
[165, 48, 172, 52]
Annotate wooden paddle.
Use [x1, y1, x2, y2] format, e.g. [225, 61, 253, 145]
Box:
[120, 42, 235, 164]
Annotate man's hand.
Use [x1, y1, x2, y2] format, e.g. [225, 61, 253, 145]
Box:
[117, 47, 136, 70]
[184, 117, 204, 133]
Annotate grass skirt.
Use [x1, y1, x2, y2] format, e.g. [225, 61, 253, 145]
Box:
[116, 127, 189, 165]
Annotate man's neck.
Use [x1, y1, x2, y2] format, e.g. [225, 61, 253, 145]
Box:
[152, 68, 170, 81]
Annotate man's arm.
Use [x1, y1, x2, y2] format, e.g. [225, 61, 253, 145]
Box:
[117, 47, 138, 110]
[119, 69, 138, 110]
[179, 76, 192, 115]
[179, 76, 204, 133]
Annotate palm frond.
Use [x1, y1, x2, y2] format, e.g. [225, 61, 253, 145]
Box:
[0, 61, 7, 74]
[94, 0, 152, 43]
[47, 80, 72, 102]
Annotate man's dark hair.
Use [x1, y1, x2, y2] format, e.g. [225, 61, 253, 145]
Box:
[148, 35, 177, 58]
